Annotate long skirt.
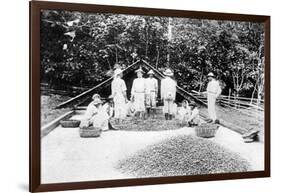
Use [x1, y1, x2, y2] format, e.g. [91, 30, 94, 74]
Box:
[133, 92, 145, 112]
[114, 93, 127, 119]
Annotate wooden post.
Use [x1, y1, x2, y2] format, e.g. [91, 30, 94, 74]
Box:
[228, 88, 231, 106]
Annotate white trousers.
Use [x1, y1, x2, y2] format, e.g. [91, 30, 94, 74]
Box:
[145, 91, 157, 108]
[163, 99, 174, 114]
[208, 93, 217, 121]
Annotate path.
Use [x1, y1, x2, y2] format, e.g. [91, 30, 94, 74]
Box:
[41, 114, 264, 184]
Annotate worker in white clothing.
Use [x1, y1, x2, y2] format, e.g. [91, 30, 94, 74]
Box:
[131, 67, 146, 119]
[161, 68, 177, 120]
[111, 68, 128, 123]
[176, 100, 191, 126]
[145, 70, 158, 118]
[80, 94, 117, 131]
[205, 72, 222, 123]
[186, 102, 200, 126]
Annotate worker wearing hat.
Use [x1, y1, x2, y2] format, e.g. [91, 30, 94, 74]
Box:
[131, 67, 146, 119]
[205, 72, 222, 123]
[161, 68, 177, 120]
[111, 68, 128, 123]
[80, 94, 116, 131]
[145, 69, 158, 117]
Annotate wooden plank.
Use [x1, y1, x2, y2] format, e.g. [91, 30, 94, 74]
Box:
[191, 90, 264, 103]
[41, 110, 75, 138]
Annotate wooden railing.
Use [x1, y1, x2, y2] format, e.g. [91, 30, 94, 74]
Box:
[191, 90, 264, 112]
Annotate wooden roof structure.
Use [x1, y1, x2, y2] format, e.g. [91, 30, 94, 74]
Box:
[56, 59, 207, 109]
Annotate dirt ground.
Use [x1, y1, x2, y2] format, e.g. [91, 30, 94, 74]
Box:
[200, 105, 264, 142]
[41, 114, 264, 184]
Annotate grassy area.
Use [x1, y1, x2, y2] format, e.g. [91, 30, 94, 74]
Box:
[41, 94, 71, 127]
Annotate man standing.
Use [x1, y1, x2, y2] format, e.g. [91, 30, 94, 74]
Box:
[111, 68, 128, 123]
[205, 72, 222, 123]
[131, 67, 146, 119]
[145, 70, 158, 118]
[161, 68, 177, 120]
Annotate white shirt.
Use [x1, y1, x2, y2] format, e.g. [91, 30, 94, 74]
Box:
[207, 79, 222, 97]
[84, 102, 99, 120]
[145, 77, 158, 93]
[131, 77, 146, 94]
[161, 77, 177, 100]
[111, 77, 127, 96]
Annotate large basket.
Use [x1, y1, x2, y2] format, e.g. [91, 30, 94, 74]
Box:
[60, 119, 81, 128]
[109, 118, 133, 130]
[195, 123, 219, 138]
[79, 126, 102, 138]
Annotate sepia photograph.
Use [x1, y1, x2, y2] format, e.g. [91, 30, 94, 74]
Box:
[39, 8, 266, 184]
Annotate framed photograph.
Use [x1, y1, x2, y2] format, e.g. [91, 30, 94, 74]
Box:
[30, 1, 270, 192]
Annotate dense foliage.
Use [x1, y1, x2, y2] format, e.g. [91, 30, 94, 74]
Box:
[41, 10, 264, 99]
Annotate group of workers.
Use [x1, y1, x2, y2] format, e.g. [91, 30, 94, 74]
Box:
[80, 66, 222, 131]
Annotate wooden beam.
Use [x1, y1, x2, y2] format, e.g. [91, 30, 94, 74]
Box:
[55, 60, 141, 109]
[41, 110, 75, 138]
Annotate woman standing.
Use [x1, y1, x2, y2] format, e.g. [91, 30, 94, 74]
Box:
[111, 68, 128, 122]
[131, 67, 146, 119]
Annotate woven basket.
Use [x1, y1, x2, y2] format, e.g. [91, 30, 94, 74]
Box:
[109, 118, 133, 130]
[195, 123, 219, 138]
[60, 119, 81, 128]
[79, 126, 102, 138]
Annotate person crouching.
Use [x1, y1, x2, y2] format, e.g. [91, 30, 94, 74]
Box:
[186, 102, 200, 127]
[80, 94, 118, 131]
[176, 100, 191, 126]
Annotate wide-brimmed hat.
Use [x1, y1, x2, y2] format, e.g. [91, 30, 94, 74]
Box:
[207, 72, 215, 77]
[135, 67, 144, 73]
[93, 97, 102, 105]
[163, 68, 173, 76]
[92, 93, 101, 100]
[114, 68, 123, 77]
[147, 69, 155, 75]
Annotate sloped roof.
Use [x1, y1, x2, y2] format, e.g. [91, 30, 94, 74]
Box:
[56, 59, 206, 109]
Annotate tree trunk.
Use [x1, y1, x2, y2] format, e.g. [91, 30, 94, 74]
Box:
[228, 88, 231, 105]
[156, 45, 159, 69]
[198, 69, 204, 92]
[106, 58, 112, 70]
[115, 47, 118, 63]
[250, 80, 258, 104]
[145, 25, 149, 58]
